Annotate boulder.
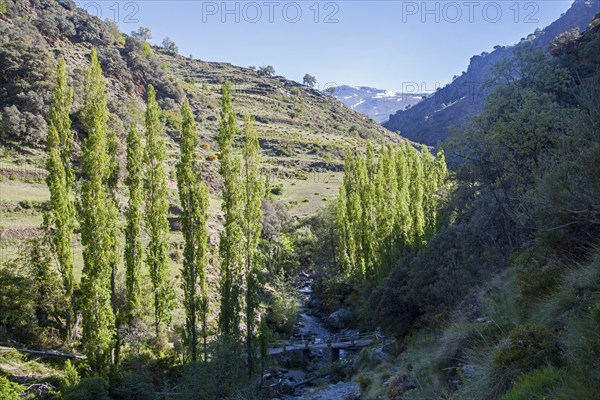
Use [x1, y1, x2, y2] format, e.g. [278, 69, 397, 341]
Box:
[327, 309, 352, 329]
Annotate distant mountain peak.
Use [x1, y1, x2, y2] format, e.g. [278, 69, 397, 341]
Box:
[324, 85, 423, 123]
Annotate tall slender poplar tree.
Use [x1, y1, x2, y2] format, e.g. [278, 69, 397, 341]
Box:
[79, 49, 116, 375]
[217, 82, 244, 339]
[177, 100, 210, 363]
[241, 114, 264, 376]
[124, 125, 144, 320]
[45, 57, 76, 338]
[144, 85, 175, 344]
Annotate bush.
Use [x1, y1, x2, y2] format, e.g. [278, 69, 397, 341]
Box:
[180, 338, 251, 400]
[500, 366, 564, 400]
[112, 372, 156, 400]
[0, 376, 25, 400]
[356, 374, 371, 392]
[265, 281, 298, 336]
[60, 360, 80, 391]
[494, 323, 559, 376]
[270, 185, 283, 196]
[64, 377, 110, 400]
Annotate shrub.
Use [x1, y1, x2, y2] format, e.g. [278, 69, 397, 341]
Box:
[494, 323, 559, 375]
[500, 366, 564, 400]
[266, 284, 298, 336]
[112, 372, 157, 400]
[141, 41, 154, 58]
[60, 360, 80, 391]
[270, 185, 283, 196]
[517, 262, 561, 299]
[386, 374, 417, 399]
[64, 377, 110, 400]
[356, 374, 372, 392]
[0, 376, 25, 400]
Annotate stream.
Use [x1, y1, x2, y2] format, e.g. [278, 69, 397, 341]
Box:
[268, 276, 361, 400]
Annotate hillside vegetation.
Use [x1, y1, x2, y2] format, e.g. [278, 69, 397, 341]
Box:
[329, 12, 600, 400]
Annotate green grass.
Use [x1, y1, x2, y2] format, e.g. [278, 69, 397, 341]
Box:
[0, 181, 49, 203]
[500, 366, 565, 400]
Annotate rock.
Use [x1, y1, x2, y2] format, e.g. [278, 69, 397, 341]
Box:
[309, 299, 320, 309]
[327, 309, 352, 329]
[300, 382, 360, 399]
[372, 346, 390, 363]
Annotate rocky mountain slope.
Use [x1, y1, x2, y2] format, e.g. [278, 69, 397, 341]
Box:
[383, 0, 600, 146]
[324, 85, 424, 123]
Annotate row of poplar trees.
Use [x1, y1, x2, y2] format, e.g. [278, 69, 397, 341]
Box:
[45, 50, 265, 376]
[337, 143, 447, 284]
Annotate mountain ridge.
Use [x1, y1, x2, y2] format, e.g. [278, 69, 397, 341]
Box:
[323, 85, 424, 123]
[383, 0, 600, 145]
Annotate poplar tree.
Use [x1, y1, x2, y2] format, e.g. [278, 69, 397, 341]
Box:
[408, 145, 426, 246]
[241, 114, 264, 376]
[144, 84, 175, 344]
[359, 144, 377, 281]
[338, 151, 361, 278]
[421, 146, 438, 240]
[106, 123, 121, 366]
[375, 145, 398, 279]
[177, 100, 210, 363]
[394, 144, 412, 248]
[124, 125, 144, 320]
[79, 49, 116, 375]
[217, 82, 244, 339]
[336, 141, 448, 283]
[45, 57, 76, 338]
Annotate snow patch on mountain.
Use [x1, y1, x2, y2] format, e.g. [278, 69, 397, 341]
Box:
[324, 85, 424, 123]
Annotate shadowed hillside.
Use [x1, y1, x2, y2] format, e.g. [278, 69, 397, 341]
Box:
[383, 0, 600, 146]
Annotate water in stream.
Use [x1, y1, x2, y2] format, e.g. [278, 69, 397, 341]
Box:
[270, 279, 360, 399]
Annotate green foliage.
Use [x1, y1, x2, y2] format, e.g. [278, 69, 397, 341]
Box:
[356, 374, 372, 392]
[144, 84, 176, 345]
[45, 57, 76, 339]
[337, 143, 447, 284]
[302, 73, 316, 87]
[180, 338, 251, 400]
[257, 65, 275, 76]
[124, 125, 144, 319]
[265, 277, 298, 336]
[217, 82, 244, 339]
[131, 27, 152, 41]
[112, 372, 157, 400]
[79, 49, 117, 376]
[160, 108, 181, 130]
[0, 376, 25, 400]
[0, 18, 53, 144]
[161, 37, 178, 55]
[0, 239, 68, 345]
[64, 377, 110, 400]
[141, 41, 153, 58]
[500, 366, 564, 400]
[241, 113, 264, 375]
[494, 323, 559, 378]
[177, 100, 210, 363]
[104, 19, 125, 45]
[61, 360, 80, 391]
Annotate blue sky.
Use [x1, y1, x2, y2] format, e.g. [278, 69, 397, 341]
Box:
[100, 1, 575, 92]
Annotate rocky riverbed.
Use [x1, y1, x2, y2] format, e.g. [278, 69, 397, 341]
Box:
[266, 274, 362, 400]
